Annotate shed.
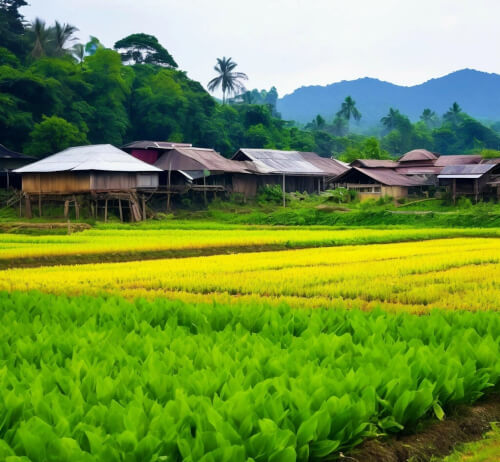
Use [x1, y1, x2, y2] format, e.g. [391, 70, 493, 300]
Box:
[0, 144, 36, 189]
[232, 148, 347, 194]
[438, 163, 500, 201]
[332, 166, 425, 199]
[15, 144, 161, 194]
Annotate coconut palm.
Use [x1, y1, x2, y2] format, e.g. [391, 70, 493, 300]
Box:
[443, 102, 463, 126]
[53, 21, 79, 56]
[29, 18, 51, 59]
[72, 43, 85, 64]
[380, 108, 401, 131]
[336, 96, 362, 122]
[420, 108, 438, 128]
[207, 57, 248, 104]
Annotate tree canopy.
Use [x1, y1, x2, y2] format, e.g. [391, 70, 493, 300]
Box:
[114, 33, 177, 67]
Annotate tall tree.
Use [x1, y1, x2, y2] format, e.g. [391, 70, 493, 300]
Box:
[443, 102, 463, 126]
[85, 36, 103, 56]
[336, 96, 361, 122]
[380, 108, 402, 131]
[420, 108, 438, 128]
[28, 18, 51, 59]
[207, 57, 248, 104]
[52, 21, 79, 56]
[0, 0, 28, 55]
[114, 33, 177, 67]
[72, 43, 85, 64]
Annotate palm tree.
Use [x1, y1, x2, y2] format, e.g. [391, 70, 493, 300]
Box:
[336, 96, 362, 122]
[29, 18, 51, 59]
[331, 115, 347, 136]
[53, 21, 79, 56]
[306, 114, 326, 131]
[420, 108, 438, 128]
[72, 43, 85, 65]
[207, 57, 248, 104]
[443, 102, 462, 126]
[380, 108, 401, 131]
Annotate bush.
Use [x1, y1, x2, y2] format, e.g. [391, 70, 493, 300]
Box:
[257, 185, 284, 204]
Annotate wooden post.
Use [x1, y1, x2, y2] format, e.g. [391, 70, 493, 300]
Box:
[452, 178, 456, 205]
[75, 200, 80, 220]
[38, 194, 42, 217]
[6, 171, 9, 189]
[474, 179, 479, 203]
[282, 174, 286, 208]
[90, 200, 95, 218]
[318, 178, 321, 194]
[167, 161, 172, 212]
[118, 199, 123, 222]
[203, 175, 207, 206]
[19, 193, 22, 217]
[25, 194, 32, 219]
[142, 196, 146, 220]
[67, 219, 71, 235]
[64, 200, 69, 219]
[104, 199, 108, 223]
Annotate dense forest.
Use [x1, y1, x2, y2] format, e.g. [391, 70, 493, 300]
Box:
[1, 0, 500, 160]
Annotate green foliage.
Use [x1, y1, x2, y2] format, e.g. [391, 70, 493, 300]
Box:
[24, 115, 89, 157]
[114, 33, 177, 68]
[0, 290, 499, 460]
[257, 185, 284, 204]
[339, 137, 391, 162]
[480, 148, 500, 159]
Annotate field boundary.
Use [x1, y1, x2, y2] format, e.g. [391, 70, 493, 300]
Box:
[346, 392, 500, 462]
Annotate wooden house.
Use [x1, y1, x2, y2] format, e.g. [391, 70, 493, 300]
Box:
[438, 163, 500, 201]
[0, 144, 36, 189]
[231, 148, 349, 196]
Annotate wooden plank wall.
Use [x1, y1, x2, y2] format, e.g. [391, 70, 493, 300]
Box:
[22, 173, 91, 193]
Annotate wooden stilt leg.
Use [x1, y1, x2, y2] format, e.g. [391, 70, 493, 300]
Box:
[64, 200, 69, 219]
[142, 196, 146, 220]
[75, 200, 80, 220]
[25, 194, 32, 219]
[38, 194, 42, 217]
[118, 199, 123, 222]
[104, 199, 108, 223]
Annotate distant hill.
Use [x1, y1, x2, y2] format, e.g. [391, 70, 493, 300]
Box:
[276, 69, 500, 127]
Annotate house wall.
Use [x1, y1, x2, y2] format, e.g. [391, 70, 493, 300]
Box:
[22, 172, 91, 193]
[232, 174, 258, 197]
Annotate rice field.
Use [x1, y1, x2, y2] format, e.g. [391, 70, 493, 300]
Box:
[0, 226, 499, 461]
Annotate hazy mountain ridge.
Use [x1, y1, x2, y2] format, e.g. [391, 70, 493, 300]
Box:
[277, 69, 500, 126]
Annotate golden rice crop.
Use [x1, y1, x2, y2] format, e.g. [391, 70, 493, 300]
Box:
[0, 227, 499, 262]
[1, 237, 499, 312]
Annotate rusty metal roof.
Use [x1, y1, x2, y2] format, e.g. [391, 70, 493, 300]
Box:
[399, 149, 438, 162]
[14, 144, 162, 173]
[350, 159, 398, 168]
[438, 164, 498, 179]
[335, 167, 426, 186]
[155, 147, 248, 174]
[122, 140, 193, 150]
[434, 155, 482, 166]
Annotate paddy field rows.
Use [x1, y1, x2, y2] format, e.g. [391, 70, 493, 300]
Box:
[0, 226, 499, 461]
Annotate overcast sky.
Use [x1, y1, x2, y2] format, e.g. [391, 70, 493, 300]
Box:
[21, 0, 500, 97]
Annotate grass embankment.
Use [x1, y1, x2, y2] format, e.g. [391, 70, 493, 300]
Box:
[2, 237, 499, 313]
[438, 423, 500, 462]
[0, 290, 499, 461]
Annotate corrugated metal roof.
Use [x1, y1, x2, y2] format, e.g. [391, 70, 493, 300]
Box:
[155, 147, 248, 174]
[351, 159, 398, 168]
[0, 144, 36, 161]
[14, 144, 162, 173]
[233, 149, 330, 175]
[434, 155, 482, 166]
[395, 166, 442, 174]
[122, 140, 192, 150]
[299, 152, 350, 176]
[399, 149, 438, 162]
[335, 167, 426, 186]
[437, 164, 497, 179]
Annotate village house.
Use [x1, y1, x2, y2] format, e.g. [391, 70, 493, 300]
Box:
[0, 144, 36, 189]
[14, 144, 161, 221]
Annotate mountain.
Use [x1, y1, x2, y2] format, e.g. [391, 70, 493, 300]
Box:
[276, 69, 500, 127]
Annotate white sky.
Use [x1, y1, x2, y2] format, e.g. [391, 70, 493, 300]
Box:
[21, 0, 500, 97]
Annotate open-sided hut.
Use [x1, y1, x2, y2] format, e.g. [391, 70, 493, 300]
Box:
[231, 148, 348, 195]
[0, 144, 36, 189]
[332, 166, 425, 199]
[15, 144, 161, 220]
[438, 163, 500, 202]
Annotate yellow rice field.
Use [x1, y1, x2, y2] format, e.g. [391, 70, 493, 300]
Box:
[0, 227, 499, 262]
[2, 237, 499, 312]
